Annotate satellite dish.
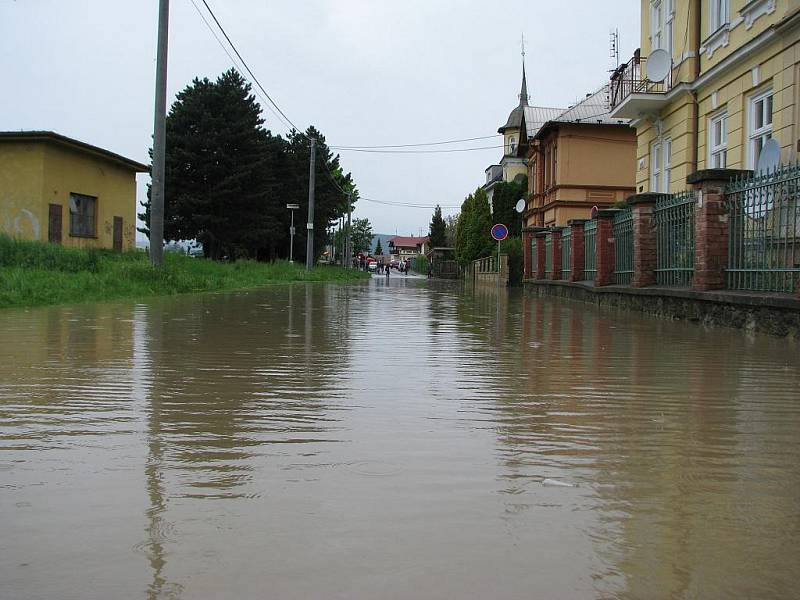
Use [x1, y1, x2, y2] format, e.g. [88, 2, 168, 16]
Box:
[647, 49, 671, 82]
[515, 199, 526, 213]
[756, 139, 781, 174]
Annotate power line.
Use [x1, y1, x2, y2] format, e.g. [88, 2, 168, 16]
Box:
[361, 197, 461, 209]
[187, 0, 292, 130]
[188, 0, 470, 212]
[199, 0, 301, 133]
[333, 134, 500, 149]
[330, 144, 504, 154]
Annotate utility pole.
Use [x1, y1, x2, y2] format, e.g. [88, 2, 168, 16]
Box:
[346, 195, 352, 269]
[150, 0, 169, 267]
[305, 138, 316, 270]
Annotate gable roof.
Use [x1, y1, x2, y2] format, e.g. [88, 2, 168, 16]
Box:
[523, 106, 567, 138]
[0, 131, 149, 172]
[389, 235, 429, 248]
[532, 85, 630, 141]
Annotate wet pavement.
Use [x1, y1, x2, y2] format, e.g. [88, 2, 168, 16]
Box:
[1, 277, 799, 599]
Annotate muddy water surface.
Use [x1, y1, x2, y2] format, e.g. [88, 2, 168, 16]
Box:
[1, 278, 799, 599]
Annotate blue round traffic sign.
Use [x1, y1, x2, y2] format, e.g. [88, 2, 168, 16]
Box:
[491, 223, 509, 241]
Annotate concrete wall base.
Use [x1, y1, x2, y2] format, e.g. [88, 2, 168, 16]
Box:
[524, 279, 800, 339]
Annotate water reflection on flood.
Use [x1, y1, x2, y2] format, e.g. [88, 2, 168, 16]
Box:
[1, 279, 799, 599]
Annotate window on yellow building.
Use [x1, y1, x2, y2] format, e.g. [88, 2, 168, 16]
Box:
[709, 111, 728, 168]
[651, 0, 673, 55]
[650, 138, 671, 193]
[709, 0, 730, 32]
[651, 142, 661, 192]
[69, 193, 97, 238]
[749, 89, 773, 169]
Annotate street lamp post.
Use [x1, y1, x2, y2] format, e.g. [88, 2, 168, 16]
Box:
[287, 203, 300, 262]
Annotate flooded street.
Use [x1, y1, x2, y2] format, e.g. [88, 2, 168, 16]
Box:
[1, 278, 799, 599]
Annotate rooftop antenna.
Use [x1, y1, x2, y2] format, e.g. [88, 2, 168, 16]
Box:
[609, 28, 620, 70]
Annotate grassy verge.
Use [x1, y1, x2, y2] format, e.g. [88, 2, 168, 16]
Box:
[0, 235, 369, 309]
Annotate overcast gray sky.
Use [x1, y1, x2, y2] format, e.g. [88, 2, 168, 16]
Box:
[1, 0, 639, 238]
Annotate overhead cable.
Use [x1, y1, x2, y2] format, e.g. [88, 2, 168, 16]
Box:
[330, 144, 504, 154]
[333, 134, 500, 149]
[199, 0, 302, 133]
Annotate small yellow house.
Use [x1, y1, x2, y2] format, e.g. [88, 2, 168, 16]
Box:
[610, 0, 800, 192]
[0, 131, 148, 250]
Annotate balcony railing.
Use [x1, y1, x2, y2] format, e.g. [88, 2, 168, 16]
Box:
[610, 49, 672, 109]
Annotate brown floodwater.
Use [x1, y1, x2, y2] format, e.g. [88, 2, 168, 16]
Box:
[1, 277, 799, 599]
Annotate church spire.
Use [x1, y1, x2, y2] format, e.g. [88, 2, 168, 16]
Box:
[519, 64, 529, 107]
[518, 34, 529, 107]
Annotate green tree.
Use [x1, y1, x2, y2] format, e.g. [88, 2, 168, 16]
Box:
[139, 70, 357, 263]
[455, 188, 494, 266]
[428, 205, 447, 248]
[444, 214, 458, 247]
[350, 218, 374, 254]
[138, 69, 284, 260]
[374, 238, 383, 255]
[491, 177, 527, 237]
[283, 127, 357, 264]
[455, 193, 473, 266]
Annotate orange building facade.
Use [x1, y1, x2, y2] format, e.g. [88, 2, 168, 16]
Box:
[524, 87, 637, 229]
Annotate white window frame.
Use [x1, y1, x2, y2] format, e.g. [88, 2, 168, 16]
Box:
[710, 0, 730, 32]
[749, 88, 774, 169]
[650, 138, 672, 193]
[651, 141, 662, 192]
[509, 136, 517, 155]
[709, 111, 728, 168]
[651, 0, 673, 56]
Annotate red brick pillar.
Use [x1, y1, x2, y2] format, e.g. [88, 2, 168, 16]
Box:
[595, 210, 617, 286]
[568, 220, 586, 282]
[687, 169, 747, 291]
[628, 193, 659, 288]
[550, 229, 562, 280]
[522, 229, 532, 279]
[535, 232, 547, 279]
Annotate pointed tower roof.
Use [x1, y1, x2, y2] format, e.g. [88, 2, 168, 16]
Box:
[519, 64, 529, 107]
[498, 66, 528, 134]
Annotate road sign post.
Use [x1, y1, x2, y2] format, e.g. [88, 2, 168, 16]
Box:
[491, 223, 509, 280]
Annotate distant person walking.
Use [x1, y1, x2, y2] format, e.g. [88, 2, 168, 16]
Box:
[427, 261, 433, 279]
[385, 263, 390, 278]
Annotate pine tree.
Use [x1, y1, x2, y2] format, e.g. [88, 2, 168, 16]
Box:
[284, 127, 357, 264]
[374, 238, 383, 255]
[138, 69, 357, 262]
[428, 205, 447, 248]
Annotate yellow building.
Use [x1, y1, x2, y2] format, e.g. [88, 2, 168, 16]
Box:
[0, 131, 148, 250]
[610, 0, 800, 192]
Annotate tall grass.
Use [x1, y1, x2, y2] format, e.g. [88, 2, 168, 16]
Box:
[0, 235, 368, 309]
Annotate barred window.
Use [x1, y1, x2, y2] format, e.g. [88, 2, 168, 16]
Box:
[69, 193, 97, 237]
